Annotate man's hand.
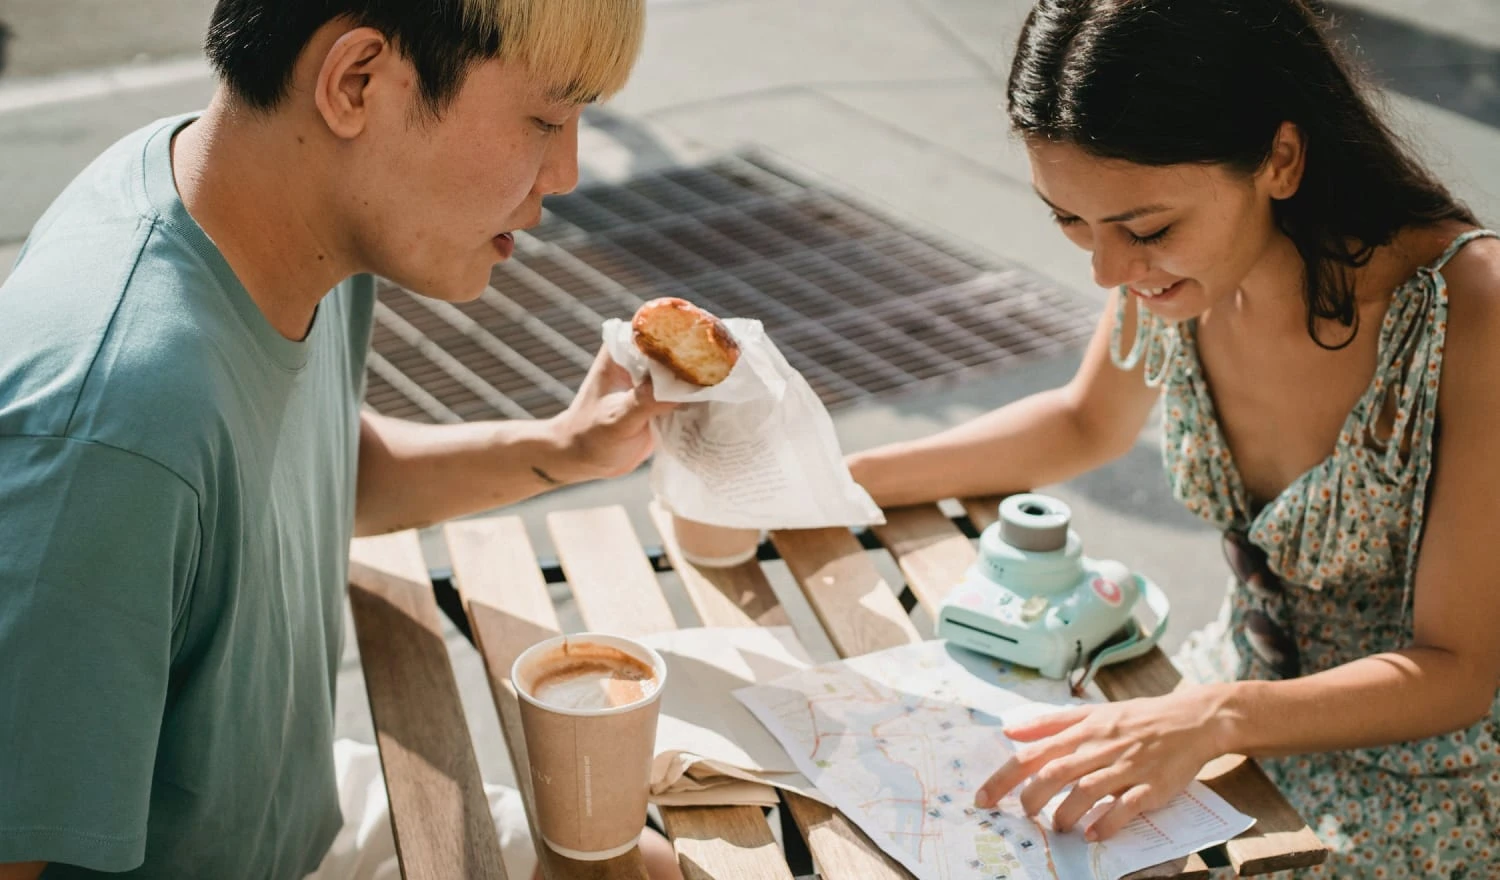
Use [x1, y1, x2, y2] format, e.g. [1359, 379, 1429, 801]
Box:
[0, 862, 45, 880]
[545, 346, 675, 485]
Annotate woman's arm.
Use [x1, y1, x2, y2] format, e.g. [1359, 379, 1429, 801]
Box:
[847, 289, 1161, 507]
[975, 250, 1500, 840]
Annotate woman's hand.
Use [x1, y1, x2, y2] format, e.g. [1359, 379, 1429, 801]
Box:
[974, 685, 1234, 841]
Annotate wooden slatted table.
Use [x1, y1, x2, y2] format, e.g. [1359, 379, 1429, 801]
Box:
[347, 496, 1328, 879]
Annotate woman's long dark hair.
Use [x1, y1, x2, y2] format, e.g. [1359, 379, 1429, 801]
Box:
[1007, 0, 1475, 348]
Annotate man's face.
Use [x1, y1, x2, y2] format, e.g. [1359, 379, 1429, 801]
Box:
[344, 57, 583, 302]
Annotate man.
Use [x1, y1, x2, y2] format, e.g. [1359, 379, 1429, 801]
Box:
[0, 1, 682, 877]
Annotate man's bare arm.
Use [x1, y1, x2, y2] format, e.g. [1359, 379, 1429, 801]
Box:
[354, 347, 673, 536]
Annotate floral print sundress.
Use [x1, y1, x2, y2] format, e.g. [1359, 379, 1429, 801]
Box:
[1111, 229, 1500, 878]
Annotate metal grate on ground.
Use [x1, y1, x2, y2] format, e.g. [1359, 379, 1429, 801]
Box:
[364, 153, 1099, 424]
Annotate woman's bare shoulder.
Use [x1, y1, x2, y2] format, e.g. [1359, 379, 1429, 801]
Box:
[1440, 229, 1500, 300]
[1434, 228, 1500, 417]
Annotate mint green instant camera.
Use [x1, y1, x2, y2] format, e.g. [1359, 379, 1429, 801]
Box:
[936, 494, 1170, 693]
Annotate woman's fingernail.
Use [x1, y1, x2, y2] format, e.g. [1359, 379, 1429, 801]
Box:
[1085, 827, 1099, 842]
[974, 788, 991, 808]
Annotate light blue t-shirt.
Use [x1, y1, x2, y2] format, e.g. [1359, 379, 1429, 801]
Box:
[0, 115, 375, 877]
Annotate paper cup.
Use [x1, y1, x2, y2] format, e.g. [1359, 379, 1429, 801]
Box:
[511, 634, 667, 861]
[671, 514, 763, 568]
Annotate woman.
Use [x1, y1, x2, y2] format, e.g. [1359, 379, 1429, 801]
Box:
[848, 0, 1500, 875]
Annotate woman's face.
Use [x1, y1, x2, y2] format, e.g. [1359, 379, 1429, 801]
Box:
[1026, 136, 1294, 321]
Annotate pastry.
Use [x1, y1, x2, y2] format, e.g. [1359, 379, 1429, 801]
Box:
[631, 297, 739, 386]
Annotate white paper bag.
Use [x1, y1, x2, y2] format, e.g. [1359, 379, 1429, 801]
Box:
[604, 317, 883, 529]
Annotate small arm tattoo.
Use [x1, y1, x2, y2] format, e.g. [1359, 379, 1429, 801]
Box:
[532, 465, 561, 486]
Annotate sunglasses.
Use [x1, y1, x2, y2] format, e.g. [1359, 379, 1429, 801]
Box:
[1221, 529, 1301, 679]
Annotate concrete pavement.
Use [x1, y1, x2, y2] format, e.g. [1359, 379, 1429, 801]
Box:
[0, 0, 211, 79]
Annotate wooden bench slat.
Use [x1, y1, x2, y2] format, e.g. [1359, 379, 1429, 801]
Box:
[660, 805, 797, 880]
[1095, 650, 1191, 700]
[952, 499, 1327, 874]
[1197, 756, 1329, 875]
[958, 495, 1007, 532]
[870, 504, 976, 612]
[648, 502, 790, 629]
[548, 505, 679, 637]
[348, 531, 508, 880]
[445, 517, 650, 880]
[548, 506, 795, 880]
[781, 794, 910, 879]
[448, 515, 563, 636]
[768, 527, 921, 657]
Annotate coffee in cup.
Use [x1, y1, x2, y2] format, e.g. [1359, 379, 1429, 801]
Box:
[511, 634, 667, 861]
[529, 641, 658, 711]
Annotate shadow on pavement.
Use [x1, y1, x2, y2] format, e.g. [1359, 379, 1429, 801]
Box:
[1326, 1, 1500, 130]
[1064, 441, 1210, 535]
[0, 20, 13, 79]
[581, 104, 690, 180]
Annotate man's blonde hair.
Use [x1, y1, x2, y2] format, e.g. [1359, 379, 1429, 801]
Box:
[207, 0, 644, 113]
[477, 0, 645, 103]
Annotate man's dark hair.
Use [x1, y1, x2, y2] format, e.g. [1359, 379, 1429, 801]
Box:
[205, 1, 501, 116]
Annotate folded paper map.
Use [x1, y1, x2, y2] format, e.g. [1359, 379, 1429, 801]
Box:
[735, 640, 1254, 880]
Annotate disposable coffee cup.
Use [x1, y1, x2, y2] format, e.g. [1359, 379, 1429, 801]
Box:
[671, 514, 763, 568]
[511, 633, 667, 861]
